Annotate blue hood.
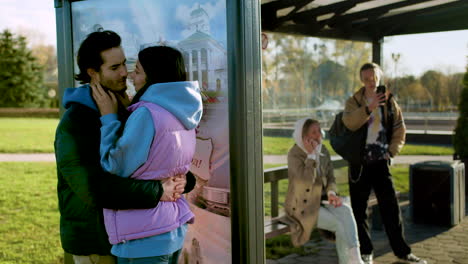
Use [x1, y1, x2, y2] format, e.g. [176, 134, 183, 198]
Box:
[140, 81, 203, 130]
[62, 84, 98, 111]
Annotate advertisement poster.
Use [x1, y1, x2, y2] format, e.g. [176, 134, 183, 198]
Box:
[71, 1, 231, 263]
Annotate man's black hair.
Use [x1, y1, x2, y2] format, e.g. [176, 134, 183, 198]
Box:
[75, 30, 121, 84]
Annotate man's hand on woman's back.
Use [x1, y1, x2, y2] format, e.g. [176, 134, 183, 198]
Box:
[160, 175, 187, 202]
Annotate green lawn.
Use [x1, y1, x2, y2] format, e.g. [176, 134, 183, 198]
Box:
[263, 137, 334, 155]
[266, 231, 321, 260]
[0, 162, 62, 264]
[263, 136, 453, 156]
[0, 118, 58, 153]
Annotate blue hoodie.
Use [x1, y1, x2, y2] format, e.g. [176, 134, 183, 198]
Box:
[62, 84, 157, 178]
[62, 84, 98, 111]
[99, 81, 202, 177]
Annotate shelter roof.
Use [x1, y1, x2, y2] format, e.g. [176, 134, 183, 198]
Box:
[261, 0, 468, 41]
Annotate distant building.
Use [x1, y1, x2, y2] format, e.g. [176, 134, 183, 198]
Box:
[177, 5, 227, 94]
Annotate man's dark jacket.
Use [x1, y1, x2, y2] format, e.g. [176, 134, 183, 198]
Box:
[55, 85, 195, 255]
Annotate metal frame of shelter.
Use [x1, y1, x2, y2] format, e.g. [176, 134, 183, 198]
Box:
[55, 0, 468, 263]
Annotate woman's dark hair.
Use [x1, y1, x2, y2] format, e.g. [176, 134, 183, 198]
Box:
[75, 30, 122, 84]
[302, 119, 320, 138]
[131, 46, 187, 104]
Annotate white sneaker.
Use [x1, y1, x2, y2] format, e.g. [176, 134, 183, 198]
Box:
[361, 254, 373, 264]
[398, 253, 427, 264]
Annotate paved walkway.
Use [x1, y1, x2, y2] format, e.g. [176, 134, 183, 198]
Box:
[0, 153, 55, 162]
[267, 202, 468, 264]
[0, 154, 454, 165]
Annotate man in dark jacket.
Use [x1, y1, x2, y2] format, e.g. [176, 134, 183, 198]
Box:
[55, 30, 195, 264]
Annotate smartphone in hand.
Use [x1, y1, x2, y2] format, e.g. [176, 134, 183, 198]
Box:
[376, 85, 386, 94]
[376, 85, 387, 103]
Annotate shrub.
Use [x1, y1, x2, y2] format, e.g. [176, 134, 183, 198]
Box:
[0, 108, 59, 118]
[453, 69, 468, 158]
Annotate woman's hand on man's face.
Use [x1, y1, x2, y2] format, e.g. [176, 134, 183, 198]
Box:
[115, 91, 131, 108]
[90, 81, 118, 116]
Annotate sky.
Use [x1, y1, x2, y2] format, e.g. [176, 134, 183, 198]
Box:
[0, 0, 56, 46]
[70, 0, 227, 57]
[0, 0, 467, 77]
[384, 31, 468, 77]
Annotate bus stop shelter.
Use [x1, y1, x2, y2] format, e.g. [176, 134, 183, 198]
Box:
[55, 0, 468, 263]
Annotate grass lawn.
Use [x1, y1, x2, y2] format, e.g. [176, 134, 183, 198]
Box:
[0, 118, 58, 153]
[263, 136, 454, 156]
[266, 230, 322, 260]
[263, 137, 334, 155]
[0, 162, 62, 264]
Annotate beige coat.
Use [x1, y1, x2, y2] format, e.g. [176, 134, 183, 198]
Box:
[342, 87, 406, 157]
[284, 144, 337, 247]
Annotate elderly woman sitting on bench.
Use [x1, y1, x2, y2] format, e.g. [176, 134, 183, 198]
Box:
[284, 118, 363, 264]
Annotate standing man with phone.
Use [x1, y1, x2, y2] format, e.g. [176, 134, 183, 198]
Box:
[342, 63, 426, 264]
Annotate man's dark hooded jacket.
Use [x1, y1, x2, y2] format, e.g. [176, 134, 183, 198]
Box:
[55, 85, 195, 255]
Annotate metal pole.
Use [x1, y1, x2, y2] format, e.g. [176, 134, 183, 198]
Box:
[227, 0, 264, 263]
[55, 0, 75, 117]
[372, 38, 383, 66]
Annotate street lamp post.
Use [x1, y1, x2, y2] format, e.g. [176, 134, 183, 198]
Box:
[391, 53, 401, 95]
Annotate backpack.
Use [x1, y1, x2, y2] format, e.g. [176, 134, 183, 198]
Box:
[329, 96, 367, 165]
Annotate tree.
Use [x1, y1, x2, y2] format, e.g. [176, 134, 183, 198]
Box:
[275, 34, 314, 107]
[332, 40, 371, 96]
[32, 44, 57, 82]
[262, 34, 284, 109]
[315, 60, 348, 98]
[453, 69, 468, 158]
[446, 72, 464, 110]
[262, 33, 318, 108]
[32, 44, 58, 107]
[0, 29, 45, 107]
[420, 70, 446, 111]
[389, 75, 431, 111]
